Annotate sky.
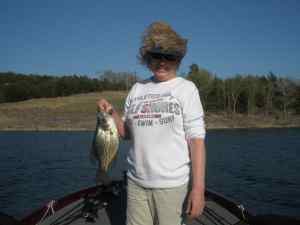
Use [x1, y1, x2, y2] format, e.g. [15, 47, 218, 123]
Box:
[1, 0, 299, 79]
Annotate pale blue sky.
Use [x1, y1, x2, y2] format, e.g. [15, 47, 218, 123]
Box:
[1, 0, 299, 79]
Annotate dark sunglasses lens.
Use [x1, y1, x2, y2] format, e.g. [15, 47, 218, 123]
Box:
[149, 53, 178, 61]
[150, 54, 163, 60]
[164, 55, 178, 61]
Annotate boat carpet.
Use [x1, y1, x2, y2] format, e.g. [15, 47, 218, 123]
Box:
[33, 188, 249, 225]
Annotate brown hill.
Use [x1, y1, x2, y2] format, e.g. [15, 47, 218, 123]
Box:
[0, 91, 299, 130]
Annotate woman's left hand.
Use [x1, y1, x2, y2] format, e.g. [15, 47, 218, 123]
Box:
[185, 187, 205, 220]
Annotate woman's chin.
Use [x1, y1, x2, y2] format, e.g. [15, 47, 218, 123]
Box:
[153, 70, 171, 80]
[154, 74, 168, 81]
[155, 70, 167, 76]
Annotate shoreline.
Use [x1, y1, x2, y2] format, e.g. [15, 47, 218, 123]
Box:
[1, 122, 299, 132]
[1, 127, 300, 132]
[1, 91, 299, 131]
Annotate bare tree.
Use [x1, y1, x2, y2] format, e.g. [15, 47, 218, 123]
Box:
[225, 75, 244, 115]
[276, 78, 297, 119]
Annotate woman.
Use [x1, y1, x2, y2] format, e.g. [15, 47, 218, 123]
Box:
[98, 21, 206, 225]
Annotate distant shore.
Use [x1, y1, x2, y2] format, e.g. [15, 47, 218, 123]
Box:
[0, 91, 299, 131]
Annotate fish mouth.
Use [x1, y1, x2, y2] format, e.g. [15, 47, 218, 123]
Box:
[101, 123, 109, 130]
[98, 119, 109, 130]
[96, 113, 109, 130]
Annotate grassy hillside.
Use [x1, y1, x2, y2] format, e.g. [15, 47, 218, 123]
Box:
[0, 91, 299, 130]
[0, 91, 127, 130]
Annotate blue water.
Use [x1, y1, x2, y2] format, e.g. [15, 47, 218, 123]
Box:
[0, 128, 299, 219]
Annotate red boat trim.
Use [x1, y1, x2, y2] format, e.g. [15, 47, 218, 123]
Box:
[21, 186, 99, 225]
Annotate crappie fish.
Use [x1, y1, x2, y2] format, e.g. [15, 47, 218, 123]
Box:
[90, 111, 119, 185]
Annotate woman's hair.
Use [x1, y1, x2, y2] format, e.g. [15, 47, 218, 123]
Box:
[138, 21, 188, 66]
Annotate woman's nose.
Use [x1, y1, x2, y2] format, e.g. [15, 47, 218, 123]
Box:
[158, 60, 166, 66]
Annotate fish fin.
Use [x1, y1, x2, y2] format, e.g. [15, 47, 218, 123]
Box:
[89, 147, 97, 164]
[107, 151, 119, 171]
[96, 169, 111, 186]
[89, 128, 99, 164]
[108, 136, 119, 170]
[89, 137, 97, 164]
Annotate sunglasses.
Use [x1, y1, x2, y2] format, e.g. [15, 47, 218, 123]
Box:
[147, 53, 180, 62]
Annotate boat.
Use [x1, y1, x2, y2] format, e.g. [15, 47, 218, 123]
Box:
[1, 180, 299, 225]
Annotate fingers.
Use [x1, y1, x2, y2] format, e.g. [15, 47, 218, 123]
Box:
[185, 192, 205, 220]
[186, 202, 204, 219]
[97, 99, 113, 113]
[186, 196, 192, 216]
[191, 202, 204, 219]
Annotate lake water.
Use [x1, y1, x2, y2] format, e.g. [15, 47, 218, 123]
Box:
[0, 128, 299, 219]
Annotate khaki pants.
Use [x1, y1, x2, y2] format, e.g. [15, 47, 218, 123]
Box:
[126, 178, 189, 225]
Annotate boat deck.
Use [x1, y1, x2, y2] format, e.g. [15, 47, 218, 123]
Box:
[24, 183, 250, 225]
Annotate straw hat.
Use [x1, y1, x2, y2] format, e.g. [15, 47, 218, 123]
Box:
[139, 21, 188, 65]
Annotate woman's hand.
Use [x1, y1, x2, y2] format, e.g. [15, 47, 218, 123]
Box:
[186, 138, 206, 220]
[97, 98, 129, 139]
[97, 99, 113, 113]
[185, 187, 205, 220]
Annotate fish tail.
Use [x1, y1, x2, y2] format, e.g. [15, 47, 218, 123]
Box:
[96, 169, 111, 186]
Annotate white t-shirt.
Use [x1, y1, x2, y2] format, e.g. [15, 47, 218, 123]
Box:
[124, 76, 206, 188]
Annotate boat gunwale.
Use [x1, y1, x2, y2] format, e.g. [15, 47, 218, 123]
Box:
[20, 181, 252, 225]
[20, 185, 100, 225]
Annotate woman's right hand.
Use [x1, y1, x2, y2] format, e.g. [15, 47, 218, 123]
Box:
[97, 98, 113, 113]
[97, 98, 128, 138]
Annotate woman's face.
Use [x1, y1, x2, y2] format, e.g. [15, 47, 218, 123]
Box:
[147, 53, 180, 82]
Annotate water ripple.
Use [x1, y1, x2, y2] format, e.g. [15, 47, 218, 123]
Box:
[1, 129, 300, 218]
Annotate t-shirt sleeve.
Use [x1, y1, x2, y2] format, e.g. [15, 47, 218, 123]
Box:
[182, 84, 206, 139]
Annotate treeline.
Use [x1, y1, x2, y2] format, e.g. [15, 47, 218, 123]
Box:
[187, 64, 300, 117]
[1, 66, 299, 118]
[0, 71, 138, 103]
